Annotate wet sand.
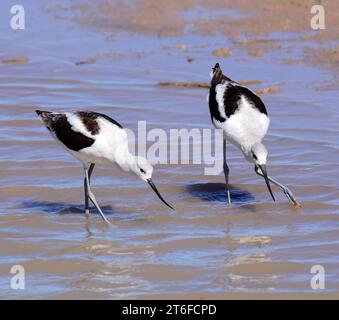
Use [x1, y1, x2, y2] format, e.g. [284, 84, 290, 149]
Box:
[0, 0, 339, 299]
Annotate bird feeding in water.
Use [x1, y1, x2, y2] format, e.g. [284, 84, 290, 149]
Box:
[207, 63, 299, 206]
[36, 110, 174, 223]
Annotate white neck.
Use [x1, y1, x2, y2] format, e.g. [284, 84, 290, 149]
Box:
[114, 148, 137, 173]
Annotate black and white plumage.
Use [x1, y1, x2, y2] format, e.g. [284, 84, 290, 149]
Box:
[36, 110, 173, 223]
[208, 63, 299, 206]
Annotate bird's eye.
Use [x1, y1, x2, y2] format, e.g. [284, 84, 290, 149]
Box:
[140, 168, 146, 174]
[252, 152, 258, 160]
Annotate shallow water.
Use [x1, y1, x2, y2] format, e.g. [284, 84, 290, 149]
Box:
[0, 0, 339, 299]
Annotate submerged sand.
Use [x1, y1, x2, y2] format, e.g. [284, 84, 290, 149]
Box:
[52, 0, 339, 72]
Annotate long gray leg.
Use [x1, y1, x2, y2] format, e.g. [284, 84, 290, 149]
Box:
[223, 138, 231, 204]
[84, 163, 95, 215]
[84, 166, 110, 224]
[254, 166, 300, 206]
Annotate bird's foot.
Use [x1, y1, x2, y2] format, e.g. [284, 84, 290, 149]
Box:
[85, 209, 90, 215]
[283, 187, 301, 208]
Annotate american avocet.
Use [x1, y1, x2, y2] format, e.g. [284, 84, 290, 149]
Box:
[36, 110, 173, 223]
[207, 63, 299, 206]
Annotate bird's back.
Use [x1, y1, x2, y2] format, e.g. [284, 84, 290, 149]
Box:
[36, 110, 127, 164]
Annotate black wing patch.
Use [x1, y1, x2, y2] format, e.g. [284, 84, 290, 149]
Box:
[76, 112, 100, 135]
[99, 113, 123, 129]
[223, 85, 268, 117]
[208, 84, 268, 124]
[76, 111, 123, 135]
[36, 110, 95, 152]
[209, 86, 226, 123]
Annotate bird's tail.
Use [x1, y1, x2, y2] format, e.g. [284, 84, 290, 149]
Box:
[36, 109, 51, 117]
[210, 63, 233, 85]
[35, 110, 56, 131]
[35, 110, 53, 121]
[211, 63, 222, 85]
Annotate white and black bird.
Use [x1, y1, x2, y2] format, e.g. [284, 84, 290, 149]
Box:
[208, 63, 299, 206]
[36, 110, 173, 223]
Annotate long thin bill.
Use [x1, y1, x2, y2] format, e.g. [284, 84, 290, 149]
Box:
[258, 165, 276, 202]
[147, 179, 174, 210]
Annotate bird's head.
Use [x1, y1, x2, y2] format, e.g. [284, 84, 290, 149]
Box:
[132, 156, 174, 210]
[251, 142, 268, 166]
[134, 156, 153, 181]
[251, 143, 275, 202]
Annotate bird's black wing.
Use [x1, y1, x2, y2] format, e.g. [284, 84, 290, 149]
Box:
[223, 85, 268, 117]
[76, 111, 123, 135]
[36, 110, 95, 152]
[209, 85, 226, 123]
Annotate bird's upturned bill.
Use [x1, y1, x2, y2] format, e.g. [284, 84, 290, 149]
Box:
[258, 165, 276, 202]
[147, 179, 174, 210]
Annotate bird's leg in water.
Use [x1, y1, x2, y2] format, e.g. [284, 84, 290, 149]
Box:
[84, 163, 95, 215]
[254, 165, 300, 206]
[84, 166, 111, 224]
[223, 137, 231, 204]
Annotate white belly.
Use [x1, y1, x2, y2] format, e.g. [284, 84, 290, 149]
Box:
[215, 105, 270, 150]
[69, 148, 113, 166]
